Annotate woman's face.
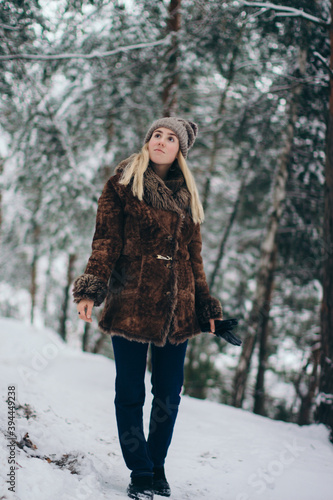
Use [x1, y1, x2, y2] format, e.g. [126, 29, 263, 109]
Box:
[148, 127, 179, 167]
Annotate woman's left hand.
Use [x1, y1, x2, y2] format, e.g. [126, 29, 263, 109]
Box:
[209, 317, 223, 334]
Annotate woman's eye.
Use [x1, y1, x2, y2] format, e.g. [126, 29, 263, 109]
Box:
[169, 137, 174, 142]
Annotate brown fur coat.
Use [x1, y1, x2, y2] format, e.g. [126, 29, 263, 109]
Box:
[72, 159, 223, 346]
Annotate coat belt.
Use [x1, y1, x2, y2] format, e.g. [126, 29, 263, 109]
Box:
[120, 253, 189, 261]
[156, 254, 173, 261]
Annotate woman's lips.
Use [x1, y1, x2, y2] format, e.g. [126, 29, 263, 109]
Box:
[154, 149, 164, 153]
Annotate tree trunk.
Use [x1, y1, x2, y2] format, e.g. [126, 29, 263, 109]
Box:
[30, 252, 37, 325]
[0, 157, 3, 231]
[59, 253, 76, 341]
[233, 48, 307, 409]
[30, 222, 40, 325]
[252, 248, 277, 415]
[184, 335, 208, 399]
[209, 155, 246, 291]
[209, 111, 279, 291]
[92, 332, 106, 354]
[298, 348, 320, 426]
[82, 322, 91, 352]
[202, 27, 244, 212]
[42, 248, 54, 317]
[315, 0, 333, 442]
[186, 34, 244, 398]
[162, 0, 181, 116]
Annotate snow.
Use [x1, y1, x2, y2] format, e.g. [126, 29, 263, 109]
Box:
[0, 317, 332, 500]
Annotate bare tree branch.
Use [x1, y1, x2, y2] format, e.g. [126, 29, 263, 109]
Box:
[0, 35, 171, 62]
[242, 1, 331, 26]
[0, 23, 24, 31]
[313, 51, 333, 76]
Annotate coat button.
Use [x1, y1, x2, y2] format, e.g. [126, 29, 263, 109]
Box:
[165, 291, 171, 296]
[167, 235, 173, 241]
[181, 214, 185, 219]
[165, 263, 172, 269]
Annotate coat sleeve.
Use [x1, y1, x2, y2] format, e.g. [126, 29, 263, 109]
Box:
[72, 177, 124, 307]
[188, 222, 223, 327]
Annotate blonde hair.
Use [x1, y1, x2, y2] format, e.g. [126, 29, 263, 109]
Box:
[118, 143, 205, 224]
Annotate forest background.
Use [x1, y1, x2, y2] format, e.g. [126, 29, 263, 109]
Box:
[1, 0, 333, 441]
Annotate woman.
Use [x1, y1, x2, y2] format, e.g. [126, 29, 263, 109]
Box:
[72, 117, 223, 500]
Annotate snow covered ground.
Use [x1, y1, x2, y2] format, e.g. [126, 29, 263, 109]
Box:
[0, 317, 332, 500]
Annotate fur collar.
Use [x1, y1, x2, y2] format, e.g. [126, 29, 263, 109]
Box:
[115, 159, 191, 214]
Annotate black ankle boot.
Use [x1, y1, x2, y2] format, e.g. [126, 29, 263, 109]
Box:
[152, 467, 171, 497]
[127, 475, 154, 499]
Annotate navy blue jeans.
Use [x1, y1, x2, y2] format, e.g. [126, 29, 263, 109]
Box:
[111, 335, 188, 478]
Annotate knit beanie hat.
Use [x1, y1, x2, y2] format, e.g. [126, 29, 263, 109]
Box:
[144, 117, 198, 159]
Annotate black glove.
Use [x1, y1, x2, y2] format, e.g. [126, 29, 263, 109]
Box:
[201, 318, 242, 346]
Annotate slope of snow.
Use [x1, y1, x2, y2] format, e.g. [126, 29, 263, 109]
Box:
[0, 317, 332, 500]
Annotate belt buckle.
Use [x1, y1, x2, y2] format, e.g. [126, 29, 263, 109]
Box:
[156, 254, 173, 261]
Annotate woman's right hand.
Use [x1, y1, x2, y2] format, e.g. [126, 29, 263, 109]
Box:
[76, 299, 94, 323]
